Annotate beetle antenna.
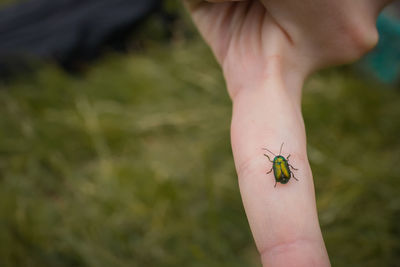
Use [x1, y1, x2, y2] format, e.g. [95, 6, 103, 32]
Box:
[279, 142, 284, 155]
[262, 147, 276, 156]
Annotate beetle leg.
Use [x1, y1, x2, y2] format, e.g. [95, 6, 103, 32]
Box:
[287, 154, 291, 160]
[263, 154, 274, 163]
[289, 164, 298, 171]
[292, 172, 299, 181]
[274, 181, 277, 188]
[266, 168, 273, 174]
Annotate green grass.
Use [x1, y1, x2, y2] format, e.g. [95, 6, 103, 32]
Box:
[0, 41, 258, 266]
[0, 3, 400, 266]
[304, 71, 400, 266]
[0, 0, 23, 6]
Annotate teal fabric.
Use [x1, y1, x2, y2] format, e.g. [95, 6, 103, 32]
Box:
[362, 14, 400, 85]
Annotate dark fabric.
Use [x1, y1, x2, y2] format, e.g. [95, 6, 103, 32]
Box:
[0, 0, 161, 75]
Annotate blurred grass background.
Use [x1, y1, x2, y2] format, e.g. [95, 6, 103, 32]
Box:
[1, 1, 400, 266]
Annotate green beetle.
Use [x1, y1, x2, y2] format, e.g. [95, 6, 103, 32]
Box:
[263, 143, 298, 187]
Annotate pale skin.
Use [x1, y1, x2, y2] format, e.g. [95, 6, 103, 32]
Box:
[183, 0, 394, 266]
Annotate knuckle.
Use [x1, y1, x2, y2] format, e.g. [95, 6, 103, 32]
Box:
[344, 23, 379, 57]
[236, 155, 266, 181]
[259, 238, 322, 267]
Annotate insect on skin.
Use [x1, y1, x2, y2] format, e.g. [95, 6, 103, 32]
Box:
[263, 143, 299, 187]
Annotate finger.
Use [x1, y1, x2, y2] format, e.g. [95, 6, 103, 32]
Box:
[207, 0, 248, 2]
[370, 0, 396, 16]
[182, 0, 249, 62]
[230, 68, 330, 266]
[183, 0, 248, 11]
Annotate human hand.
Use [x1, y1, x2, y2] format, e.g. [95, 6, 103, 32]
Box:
[185, 0, 391, 91]
[183, 0, 393, 266]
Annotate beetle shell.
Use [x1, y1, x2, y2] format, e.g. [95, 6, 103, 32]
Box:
[273, 156, 291, 184]
[263, 143, 298, 187]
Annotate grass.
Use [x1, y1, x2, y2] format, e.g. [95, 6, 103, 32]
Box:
[304, 71, 400, 266]
[0, 0, 24, 6]
[0, 40, 258, 266]
[0, 1, 400, 266]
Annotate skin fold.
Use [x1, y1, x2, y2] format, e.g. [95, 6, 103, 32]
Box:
[183, 0, 394, 266]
